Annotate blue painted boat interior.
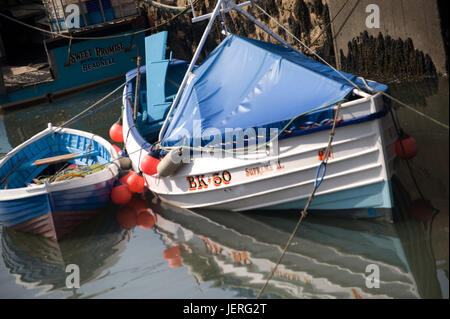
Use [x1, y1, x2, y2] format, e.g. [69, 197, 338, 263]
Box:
[0, 132, 111, 189]
[126, 31, 189, 142]
[127, 32, 387, 150]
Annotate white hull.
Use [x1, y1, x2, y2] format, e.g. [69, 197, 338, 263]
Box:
[123, 89, 398, 213]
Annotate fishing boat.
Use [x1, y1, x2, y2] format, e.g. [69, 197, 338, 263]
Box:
[0, 0, 147, 110]
[0, 123, 120, 241]
[122, 0, 398, 219]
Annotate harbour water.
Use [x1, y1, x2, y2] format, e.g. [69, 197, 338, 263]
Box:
[0, 78, 448, 299]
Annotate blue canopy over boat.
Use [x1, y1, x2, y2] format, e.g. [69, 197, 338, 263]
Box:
[161, 34, 388, 147]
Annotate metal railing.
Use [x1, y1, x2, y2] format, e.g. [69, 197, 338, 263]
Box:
[42, 0, 139, 34]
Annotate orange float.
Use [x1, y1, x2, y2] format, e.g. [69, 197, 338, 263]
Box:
[111, 184, 132, 205]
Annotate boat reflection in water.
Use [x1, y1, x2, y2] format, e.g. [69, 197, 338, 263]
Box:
[1, 207, 130, 297]
[1, 177, 442, 298]
[150, 176, 442, 299]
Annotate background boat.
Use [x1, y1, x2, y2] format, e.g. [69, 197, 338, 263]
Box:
[0, 0, 147, 111]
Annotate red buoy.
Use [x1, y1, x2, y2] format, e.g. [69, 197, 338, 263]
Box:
[141, 153, 160, 176]
[411, 199, 434, 222]
[137, 211, 155, 229]
[119, 171, 133, 184]
[109, 123, 124, 143]
[395, 136, 418, 159]
[111, 184, 132, 205]
[126, 172, 146, 193]
[116, 206, 137, 229]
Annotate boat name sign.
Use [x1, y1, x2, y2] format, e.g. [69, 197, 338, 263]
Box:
[245, 160, 285, 177]
[68, 42, 125, 72]
[186, 171, 232, 191]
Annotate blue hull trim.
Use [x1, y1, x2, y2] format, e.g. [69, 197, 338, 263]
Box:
[263, 180, 394, 211]
[0, 178, 114, 229]
[0, 194, 52, 227]
[51, 179, 114, 212]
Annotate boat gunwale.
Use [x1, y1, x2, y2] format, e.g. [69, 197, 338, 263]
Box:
[0, 125, 119, 201]
[123, 79, 386, 173]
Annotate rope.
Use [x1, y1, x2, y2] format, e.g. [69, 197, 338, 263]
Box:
[388, 99, 441, 219]
[143, 0, 193, 13]
[0, 0, 201, 41]
[358, 77, 449, 131]
[389, 109, 427, 201]
[58, 81, 128, 128]
[65, 95, 123, 126]
[308, 0, 352, 48]
[156, 99, 347, 155]
[256, 102, 342, 299]
[252, 1, 448, 131]
[252, 1, 360, 90]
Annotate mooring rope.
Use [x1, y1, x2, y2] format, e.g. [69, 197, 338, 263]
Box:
[358, 77, 449, 130]
[143, 0, 193, 13]
[252, 1, 360, 90]
[0, 0, 201, 41]
[156, 99, 347, 155]
[252, 1, 448, 131]
[308, 0, 352, 48]
[58, 81, 128, 128]
[256, 102, 342, 298]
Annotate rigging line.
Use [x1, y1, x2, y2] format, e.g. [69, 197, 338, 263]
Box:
[156, 99, 346, 155]
[251, 1, 360, 90]
[383, 91, 448, 130]
[308, 0, 352, 48]
[358, 77, 449, 130]
[389, 109, 426, 201]
[252, 2, 448, 131]
[58, 80, 132, 129]
[256, 102, 342, 299]
[0, 1, 201, 41]
[142, 0, 193, 12]
[62, 95, 123, 127]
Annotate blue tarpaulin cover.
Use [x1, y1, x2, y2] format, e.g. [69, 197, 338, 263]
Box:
[161, 34, 388, 147]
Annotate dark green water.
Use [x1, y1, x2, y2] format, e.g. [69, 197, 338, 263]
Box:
[0, 78, 448, 299]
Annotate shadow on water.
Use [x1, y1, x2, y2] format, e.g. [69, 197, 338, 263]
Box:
[0, 77, 448, 299]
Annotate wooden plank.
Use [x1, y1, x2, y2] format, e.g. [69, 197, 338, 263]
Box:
[33, 153, 80, 166]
